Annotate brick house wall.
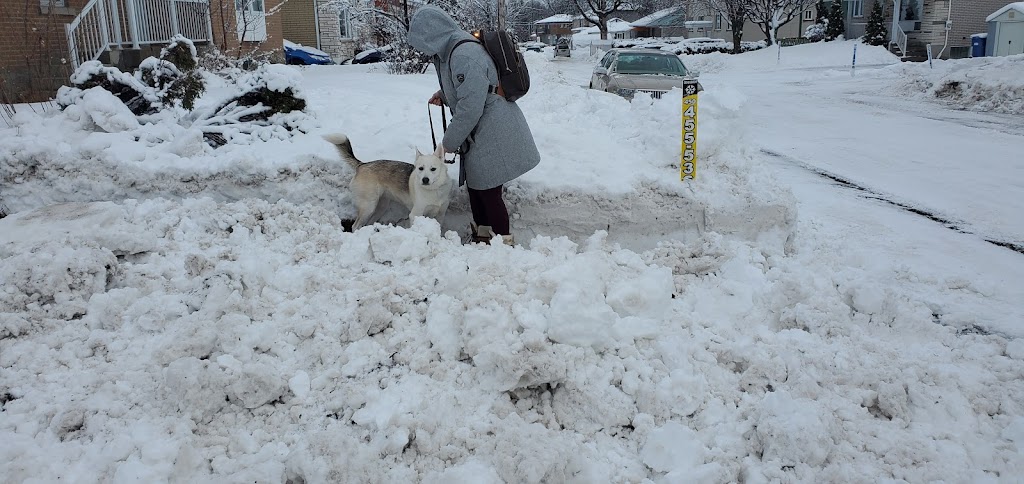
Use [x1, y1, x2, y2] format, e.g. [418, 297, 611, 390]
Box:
[908, 0, 1006, 56]
[280, 0, 318, 48]
[316, 0, 357, 61]
[0, 0, 86, 103]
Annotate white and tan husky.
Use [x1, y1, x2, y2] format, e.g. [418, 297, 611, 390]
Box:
[324, 133, 453, 231]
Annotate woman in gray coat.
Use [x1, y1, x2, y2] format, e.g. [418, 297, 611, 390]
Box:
[407, 6, 541, 244]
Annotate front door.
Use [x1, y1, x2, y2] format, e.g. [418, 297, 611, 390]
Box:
[236, 0, 267, 42]
[996, 22, 1024, 56]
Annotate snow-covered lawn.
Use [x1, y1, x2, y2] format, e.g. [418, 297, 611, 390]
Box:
[1, 40, 1023, 483]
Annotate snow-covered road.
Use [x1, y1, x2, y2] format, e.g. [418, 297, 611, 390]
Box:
[731, 67, 1024, 247]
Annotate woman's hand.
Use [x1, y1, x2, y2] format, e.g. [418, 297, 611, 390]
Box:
[428, 90, 444, 106]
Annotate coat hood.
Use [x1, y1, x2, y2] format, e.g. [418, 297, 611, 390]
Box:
[407, 6, 474, 57]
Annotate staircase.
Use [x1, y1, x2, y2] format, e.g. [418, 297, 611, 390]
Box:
[888, 0, 930, 63]
[65, 0, 213, 69]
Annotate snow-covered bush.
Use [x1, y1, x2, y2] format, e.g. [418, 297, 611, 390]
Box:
[826, 1, 846, 41]
[616, 38, 768, 55]
[385, 43, 432, 75]
[57, 61, 161, 116]
[863, 1, 888, 47]
[139, 36, 205, 110]
[197, 48, 277, 82]
[192, 63, 311, 147]
[804, 23, 827, 42]
[54, 38, 311, 149]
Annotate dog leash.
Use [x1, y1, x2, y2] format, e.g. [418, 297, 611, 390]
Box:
[428, 104, 456, 164]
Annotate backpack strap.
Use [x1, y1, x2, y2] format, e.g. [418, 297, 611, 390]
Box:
[445, 39, 478, 83]
[445, 39, 498, 92]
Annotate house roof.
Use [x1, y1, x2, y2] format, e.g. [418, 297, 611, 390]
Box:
[630, 7, 688, 28]
[987, 2, 1024, 22]
[535, 14, 574, 24]
[573, 18, 635, 35]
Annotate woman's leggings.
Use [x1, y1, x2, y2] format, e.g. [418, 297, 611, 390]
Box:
[467, 185, 509, 235]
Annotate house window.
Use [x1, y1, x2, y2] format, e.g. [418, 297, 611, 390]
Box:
[339, 8, 351, 39]
[715, 13, 723, 31]
[850, 0, 864, 18]
[39, 0, 67, 7]
[803, 9, 813, 21]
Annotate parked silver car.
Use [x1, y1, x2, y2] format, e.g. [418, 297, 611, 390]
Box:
[589, 48, 702, 100]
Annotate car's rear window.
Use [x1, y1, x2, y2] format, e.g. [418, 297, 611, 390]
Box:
[614, 53, 688, 75]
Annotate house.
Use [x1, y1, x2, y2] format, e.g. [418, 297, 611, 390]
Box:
[887, 0, 1010, 59]
[630, 6, 716, 38]
[704, 4, 822, 43]
[534, 14, 574, 44]
[572, 17, 637, 40]
[985, 2, 1024, 56]
[313, 0, 366, 61]
[1, 0, 295, 103]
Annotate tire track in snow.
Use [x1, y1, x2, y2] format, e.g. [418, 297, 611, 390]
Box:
[760, 149, 1024, 256]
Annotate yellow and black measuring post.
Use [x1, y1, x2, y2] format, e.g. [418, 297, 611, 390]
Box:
[680, 78, 699, 181]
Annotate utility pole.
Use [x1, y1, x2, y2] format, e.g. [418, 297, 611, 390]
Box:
[497, 0, 507, 31]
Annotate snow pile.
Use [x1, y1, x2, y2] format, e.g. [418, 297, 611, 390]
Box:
[685, 39, 899, 74]
[2, 38, 1023, 483]
[1, 197, 1021, 482]
[2, 53, 795, 252]
[613, 37, 768, 55]
[885, 54, 1024, 115]
[54, 52, 313, 149]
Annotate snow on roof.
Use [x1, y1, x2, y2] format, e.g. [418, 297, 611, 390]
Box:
[607, 18, 634, 32]
[535, 14, 574, 24]
[630, 6, 687, 28]
[574, 18, 635, 36]
[987, 2, 1024, 22]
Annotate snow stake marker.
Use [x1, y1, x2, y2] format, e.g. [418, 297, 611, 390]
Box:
[851, 44, 858, 77]
[681, 79, 699, 181]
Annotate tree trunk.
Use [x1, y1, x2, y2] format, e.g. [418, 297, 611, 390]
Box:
[599, 18, 608, 40]
[497, 0, 506, 31]
[731, 19, 743, 54]
[760, 22, 774, 46]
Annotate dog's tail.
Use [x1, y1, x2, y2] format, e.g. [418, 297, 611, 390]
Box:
[323, 133, 360, 170]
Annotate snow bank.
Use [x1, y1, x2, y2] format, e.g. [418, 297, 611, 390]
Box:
[685, 39, 899, 74]
[1, 197, 1021, 482]
[2, 55, 795, 252]
[884, 54, 1024, 115]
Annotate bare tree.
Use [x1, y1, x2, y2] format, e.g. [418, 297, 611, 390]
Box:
[463, 0, 535, 33]
[743, 0, 811, 46]
[572, 0, 628, 40]
[704, 0, 746, 53]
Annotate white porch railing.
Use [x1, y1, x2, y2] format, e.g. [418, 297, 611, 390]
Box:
[890, 0, 907, 57]
[65, 0, 213, 69]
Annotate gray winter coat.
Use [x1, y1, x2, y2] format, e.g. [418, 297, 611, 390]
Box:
[407, 6, 541, 190]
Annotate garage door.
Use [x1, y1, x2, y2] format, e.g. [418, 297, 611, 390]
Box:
[997, 22, 1024, 56]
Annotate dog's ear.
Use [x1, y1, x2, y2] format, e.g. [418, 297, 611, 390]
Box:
[415, 147, 424, 157]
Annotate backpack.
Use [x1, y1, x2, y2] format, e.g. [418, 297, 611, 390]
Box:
[449, 31, 530, 102]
